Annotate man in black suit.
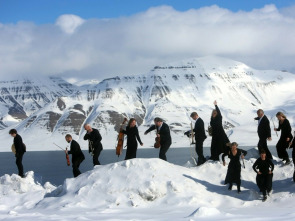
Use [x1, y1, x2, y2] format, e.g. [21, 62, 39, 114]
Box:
[254, 109, 273, 159]
[9, 129, 26, 178]
[84, 124, 103, 166]
[190, 112, 207, 166]
[144, 117, 172, 161]
[65, 134, 85, 177]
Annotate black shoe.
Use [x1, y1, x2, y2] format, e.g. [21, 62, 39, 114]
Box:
[237, 189, 241, 193]
[262, 195, 267, 202]
[285, 159, 291, 165]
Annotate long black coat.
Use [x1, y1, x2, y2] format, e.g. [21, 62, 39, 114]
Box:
[194, 117, 207, 142]
[84, 128, 103, 153]
[68, 140, 85, 163]
[277, 119, 293, 142]
[255, 115, 271, 139]
[210, 105, 230, 155]
[222, 148, 247, 185]
[123, 126, 143, 148]
[145, 122, 172, 147]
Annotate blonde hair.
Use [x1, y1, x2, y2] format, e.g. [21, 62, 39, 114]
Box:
[276, 111, 286, 119]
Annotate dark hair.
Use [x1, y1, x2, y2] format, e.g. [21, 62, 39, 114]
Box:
[230, 142, 238, 147]
[9, 129, 17, 135]
[65, 134, 72, 138]
[276, 111, 286, 119]
[257, 109, 264, 114]
[154, 117, 163, 122]
[128, 118, 136, 127]
[260, 149, 266, 154]
[190, 112, 198, 117]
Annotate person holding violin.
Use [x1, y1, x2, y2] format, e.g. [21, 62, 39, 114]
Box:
[84, 124, 103, 166]
[65, 134, 85, 177]
[274, 112, 292, 165]
[144, 117, 172, 161]
[121, 118, 143, 160]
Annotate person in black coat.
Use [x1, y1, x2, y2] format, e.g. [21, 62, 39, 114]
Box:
[122, 118, 143, 160]
[274, 112, 292, 165]
[188, 112, 207, 166]
[253, 149, 274, 201]
[9, 129, 26, 178]
[254, 109, 273, 159]
[65, 134, 85, 177]
[84, 124, 103, 166]
[210, 100, 230, 161]
[222, 142, 247, 193]
[144, 117, 172, 161]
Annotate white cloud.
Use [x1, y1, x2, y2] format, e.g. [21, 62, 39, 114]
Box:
[55, 14, 85, 34]
[0, 4, 295, 81]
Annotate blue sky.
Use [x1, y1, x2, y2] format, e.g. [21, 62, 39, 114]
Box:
[1, 0, 295, 24]
[1, 0, 295, 81]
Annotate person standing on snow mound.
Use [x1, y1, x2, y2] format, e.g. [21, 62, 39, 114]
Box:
[65, 134, 85, 177]
[84, 124, 103, 166]
[252, 149, 274, 202]
[210, 100, 230, 161]
[254, 109, 273, 160]
[144, 117, 172, 161]
[121, 118, 143, 160]
[222, 142, 247, 193]
[274, 112, 292, 165]
[9, 129, 26, 178]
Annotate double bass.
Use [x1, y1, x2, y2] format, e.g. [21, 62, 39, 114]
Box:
[116, 117, 128, 157]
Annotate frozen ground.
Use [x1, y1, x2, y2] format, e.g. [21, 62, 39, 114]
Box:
[0, 147, 294, 221]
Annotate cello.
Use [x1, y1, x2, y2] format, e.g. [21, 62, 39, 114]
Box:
[116, 117, 128, 157]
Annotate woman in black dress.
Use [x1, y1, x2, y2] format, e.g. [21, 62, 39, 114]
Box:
[222, 142, 247, 193]
[210, 100, 230, 161]
[274, 112, 292, 165]
[122, 118, 143, 160]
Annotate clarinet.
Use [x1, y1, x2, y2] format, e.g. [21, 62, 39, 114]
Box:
[89, 140, 94, 156]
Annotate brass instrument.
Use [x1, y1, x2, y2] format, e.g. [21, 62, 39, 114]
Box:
[89, 140, 94, 156]
[190, 122, 195, 144]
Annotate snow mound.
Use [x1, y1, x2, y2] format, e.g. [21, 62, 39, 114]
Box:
[0, 171, 55, 211]
[39, 158, 206, 210]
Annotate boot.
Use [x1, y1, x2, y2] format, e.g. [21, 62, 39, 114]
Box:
[237, 185, 241, 193]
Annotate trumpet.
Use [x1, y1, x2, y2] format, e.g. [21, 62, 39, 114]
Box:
[190, 122, 195, 145]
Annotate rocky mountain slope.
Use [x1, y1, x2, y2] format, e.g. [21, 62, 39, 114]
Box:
[1, 56, 295, 151]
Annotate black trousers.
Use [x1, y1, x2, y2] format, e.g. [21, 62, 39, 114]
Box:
[159, 143, 171, 161]
[93, 148, 102, 166]
[195, 139, 206, 163]
[293, 148, 295, 182]
[15, 152, 24, 177]
[256, 173, 273, 196]
[276, 139, 289, 160]
[72, 158, 84, 177]
[258, 138, 273, 159]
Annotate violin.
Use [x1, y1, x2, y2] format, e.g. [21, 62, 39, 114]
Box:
[116, 117, 128, 156]
[154, 132, 161, 148]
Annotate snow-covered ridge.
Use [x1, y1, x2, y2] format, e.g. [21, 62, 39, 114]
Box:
[0, 156, 294, 220]
[1, 56, 295, 151]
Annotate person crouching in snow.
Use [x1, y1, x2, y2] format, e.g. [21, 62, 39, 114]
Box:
[252, 149, 274, 201]
[222, 142, 247, 193]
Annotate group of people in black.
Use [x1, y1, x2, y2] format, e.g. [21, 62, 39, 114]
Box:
[9, 101, 295, 201]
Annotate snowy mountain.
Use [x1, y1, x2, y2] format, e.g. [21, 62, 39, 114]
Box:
[1, 56, 295, 151]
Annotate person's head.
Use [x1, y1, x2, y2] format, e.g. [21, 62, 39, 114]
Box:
[211, 109, 218, 118]
[257, 109, 264, 118]
[9, 129, 17, 137]
[128, 118, 136, 127]
[190, 112, 199, 120]
[276, 112, 286, 121]
[154, 117, 163, 127]
[65, 134, 72, 143]
[84, 124, 92, 132]
[260, 149, 266, 160]
[230, 142, 238, 151]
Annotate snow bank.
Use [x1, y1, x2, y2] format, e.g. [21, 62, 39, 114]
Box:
[0, 153, 295, 220]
